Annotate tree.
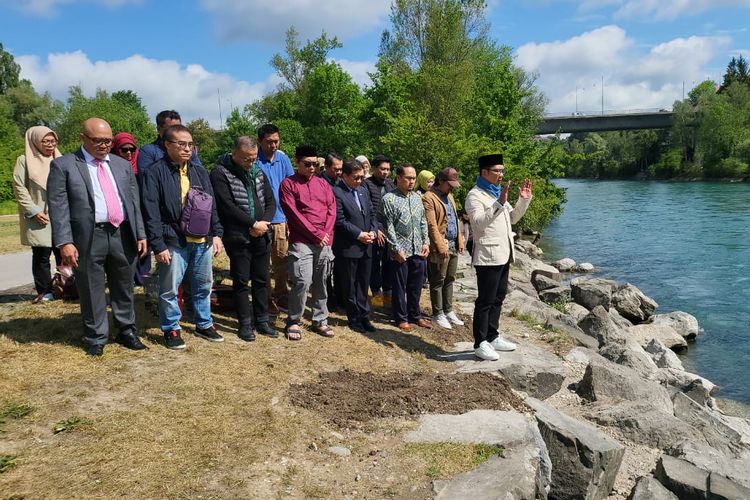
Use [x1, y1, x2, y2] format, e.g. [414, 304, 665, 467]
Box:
[721, 55, 750, 91]
[270, 27, 342, 93]
[0, 43, 20, 95]
[2, 80, 64, 131]
[187, 118, 221, 167]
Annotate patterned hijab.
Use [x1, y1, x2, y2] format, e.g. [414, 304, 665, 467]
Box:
[25, 126, 61, 188]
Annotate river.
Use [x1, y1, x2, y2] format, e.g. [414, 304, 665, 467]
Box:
[538, 179, 750, 404]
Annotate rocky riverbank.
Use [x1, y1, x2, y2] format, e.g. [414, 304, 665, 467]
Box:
[437, 240, 750, 499]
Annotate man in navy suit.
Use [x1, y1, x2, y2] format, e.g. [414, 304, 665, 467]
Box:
[47, 118, 148, 356]
[332, 160, 378, 333]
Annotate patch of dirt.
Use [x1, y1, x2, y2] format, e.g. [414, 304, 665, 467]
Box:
[290, 369, 529, 427]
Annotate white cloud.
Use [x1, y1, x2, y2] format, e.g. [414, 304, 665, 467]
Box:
[199, 0, 391, 42]
[333, 58, 376, 88]
[5, 0, 141, 16]
[17, 51, 273, 128]
[515, 27, 729, 114]
[576, 0, 750, 20]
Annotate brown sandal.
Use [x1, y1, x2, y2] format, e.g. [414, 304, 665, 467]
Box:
[284, 324, 302, 341]
[312, 323, 335, 338]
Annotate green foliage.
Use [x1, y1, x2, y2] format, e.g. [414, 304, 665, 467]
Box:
[721, 55, 750, 90]
[271, 27, 342, 92]
[0, 454, 17, 473]
[186, 118, 221, 167]
[0, 42, 20, 95]
[712, 157, 748, 178]
[2, 80, 64, 130]
[53, 415, 90, 434]
[0, 101, 23, 203]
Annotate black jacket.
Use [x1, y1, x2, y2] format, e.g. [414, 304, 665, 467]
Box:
[210, 154, 276, 245]
[363, 176, 396, 228]
[141, 157, 223, 254]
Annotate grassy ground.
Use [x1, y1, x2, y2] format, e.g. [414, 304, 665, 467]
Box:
[0, 255, 553, 499]
[0, 216, 24, 255]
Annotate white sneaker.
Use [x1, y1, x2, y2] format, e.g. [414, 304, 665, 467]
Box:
[490, 336, 517, 352]
[474, 341, 499, 361]
[433, 314, 452, 330]
[445, 311, 465, 326]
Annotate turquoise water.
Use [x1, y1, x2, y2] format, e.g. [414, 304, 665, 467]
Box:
[539, 179, 750, 404]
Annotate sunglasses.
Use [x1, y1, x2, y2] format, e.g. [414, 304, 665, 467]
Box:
[120, 147, 136, 153]
[300, 160, 318, 168]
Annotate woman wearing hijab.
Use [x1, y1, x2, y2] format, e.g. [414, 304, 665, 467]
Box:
[112, 132, 139, 175]
[416, 169, 435, 196]
[12, 126, 62, 303]
[111, 132, 150, 286]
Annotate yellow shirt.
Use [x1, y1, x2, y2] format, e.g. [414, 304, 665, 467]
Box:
[180, 163, 207, 244]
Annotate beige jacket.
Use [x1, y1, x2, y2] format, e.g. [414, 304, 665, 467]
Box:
[464, 185, 531, 266]
[13, 154, 52, 247]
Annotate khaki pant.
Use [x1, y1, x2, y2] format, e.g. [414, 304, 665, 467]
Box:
[427, 251, 458, 316]
[270, 222, 289, 304]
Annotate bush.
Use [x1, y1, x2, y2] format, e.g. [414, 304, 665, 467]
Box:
[707, 157, 748, 178]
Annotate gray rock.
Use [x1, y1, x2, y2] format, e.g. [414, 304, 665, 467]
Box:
[405, 410, 537, 447]
[552, 257, 576, 271]
[598, 341, 658, 378]
[586, 402, 702, 450]
[578, 305, 627, 346]
[327, 446, 352, 457]
[453, 342, 566, 400]
[672, 393, 745, 457]
[627, 476, 679, 500]
[526, 397, 624, 500]
[709, 472, 750, 500]
[565, 302, 590, 324]
[609, 307, 634, 329]
[628, 324, 688, 352]
[571, 278, 615, 311]
[503, 290, 598, 349]
[670, 439, 750, 490]
[513, 253, 560, 282]
[652, 311, 701, 341]
[576, 356, 674, 414]
[575, 262, 595, 273]
[612, 283, 659, 322]
[645, 338, 685, 370]
[539, 285, 571, 305]
[653, 368, 719, 399]
[532, 273, 561, 292]
[509, 277, 540, 298]
[564, 347, 596, 365]
[515, 239, 544, 259]
[654, 455, 709, 500]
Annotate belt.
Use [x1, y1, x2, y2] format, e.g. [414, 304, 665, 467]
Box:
[94, 221, 126, 230]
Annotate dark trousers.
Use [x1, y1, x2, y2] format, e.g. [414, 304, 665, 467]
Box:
[335, 254, 372, 326]
[370, 242, 393, 296]
[75, 222, 137, 346]
[391, 255, 426, 323]
[472, 263, 510, 348]
[32, 246, 61, 294]
[225, 236, 271, 327]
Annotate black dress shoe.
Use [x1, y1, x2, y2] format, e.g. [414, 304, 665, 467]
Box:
[238, 324, 256, 342]
[348, 322, 366, 333]
[361, 319, 377, 332]
[86, 344, 104, 357]
[255, 322, 278, 338]
[114, 329, 147, 350]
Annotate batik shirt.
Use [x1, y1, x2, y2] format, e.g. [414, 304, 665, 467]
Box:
[382, 189, 429, 258]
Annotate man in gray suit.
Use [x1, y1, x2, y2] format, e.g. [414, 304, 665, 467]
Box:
[48, 118, 148, 356]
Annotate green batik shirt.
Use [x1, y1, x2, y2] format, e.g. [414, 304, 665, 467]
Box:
[382, 189, 429, 258]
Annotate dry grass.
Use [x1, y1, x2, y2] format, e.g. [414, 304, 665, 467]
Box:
[402, 442, 505, 480]
[0, 216, 24, 255]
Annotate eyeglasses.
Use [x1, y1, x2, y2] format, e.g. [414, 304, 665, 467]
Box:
[119, 147, 136, 153]
[167, 140, 194, 149]
[83, 133, 113, 146]
[349, 175, 364, 181]
[488, 168, 505, 174]
[300, 160, 318, 168]
[41, 139, 58, 146]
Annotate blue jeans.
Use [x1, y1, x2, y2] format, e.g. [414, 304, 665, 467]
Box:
[158, 242, 214, 332]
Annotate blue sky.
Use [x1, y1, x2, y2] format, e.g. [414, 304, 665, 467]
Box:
[1, 0, 748, 127]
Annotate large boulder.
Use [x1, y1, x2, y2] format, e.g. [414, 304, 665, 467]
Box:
[571, 277, 616, 311]
[644, 338, 685, 371]
[609, 307, 634, 329]
[654, 455, 750, 500]
[576, 356, 674, 414]
[574, 262, 595, 273]
[453, 342, 566, 400]
[526, 397, 624, 500]
[513, 253, 560, 282]
[552, 257, 576, 272]
[627, 476, 679, 500]
[628, 324, 688, 352]
[653, 369, 718, 407]
[652, 311, 701, 341]
[532, 272, 561, 292]
[672, 393, 746, 457]
[578, 305, 627, 346]
[598, 341, 659, 378]
[503, 290, 598, 349]
[515, 239, 544, 259]
[538, 286, 571, 305]
[509, 277, 540, 299]
[565, 302, 590, 324]
[586, 402, 702, 450]
[670, 439, 750, 490]
[409, 410, 551, 500]
[612, 283, 658, 322]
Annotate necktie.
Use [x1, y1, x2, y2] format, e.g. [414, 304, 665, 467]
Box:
[353, 189, 363, 212]
[93, 158, 124, 227]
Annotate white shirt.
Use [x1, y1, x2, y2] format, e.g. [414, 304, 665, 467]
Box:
[81, 147, 126, 224]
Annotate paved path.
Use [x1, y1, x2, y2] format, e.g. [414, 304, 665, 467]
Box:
[0, 250, 33, 291]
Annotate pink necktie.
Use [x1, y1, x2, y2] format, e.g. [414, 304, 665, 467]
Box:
[93, 158, 124, 227]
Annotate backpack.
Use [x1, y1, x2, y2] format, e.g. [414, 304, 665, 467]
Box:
[180, 187, 213, 237]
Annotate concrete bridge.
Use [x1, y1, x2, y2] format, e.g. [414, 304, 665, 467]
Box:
[537, 111, 674, 134]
